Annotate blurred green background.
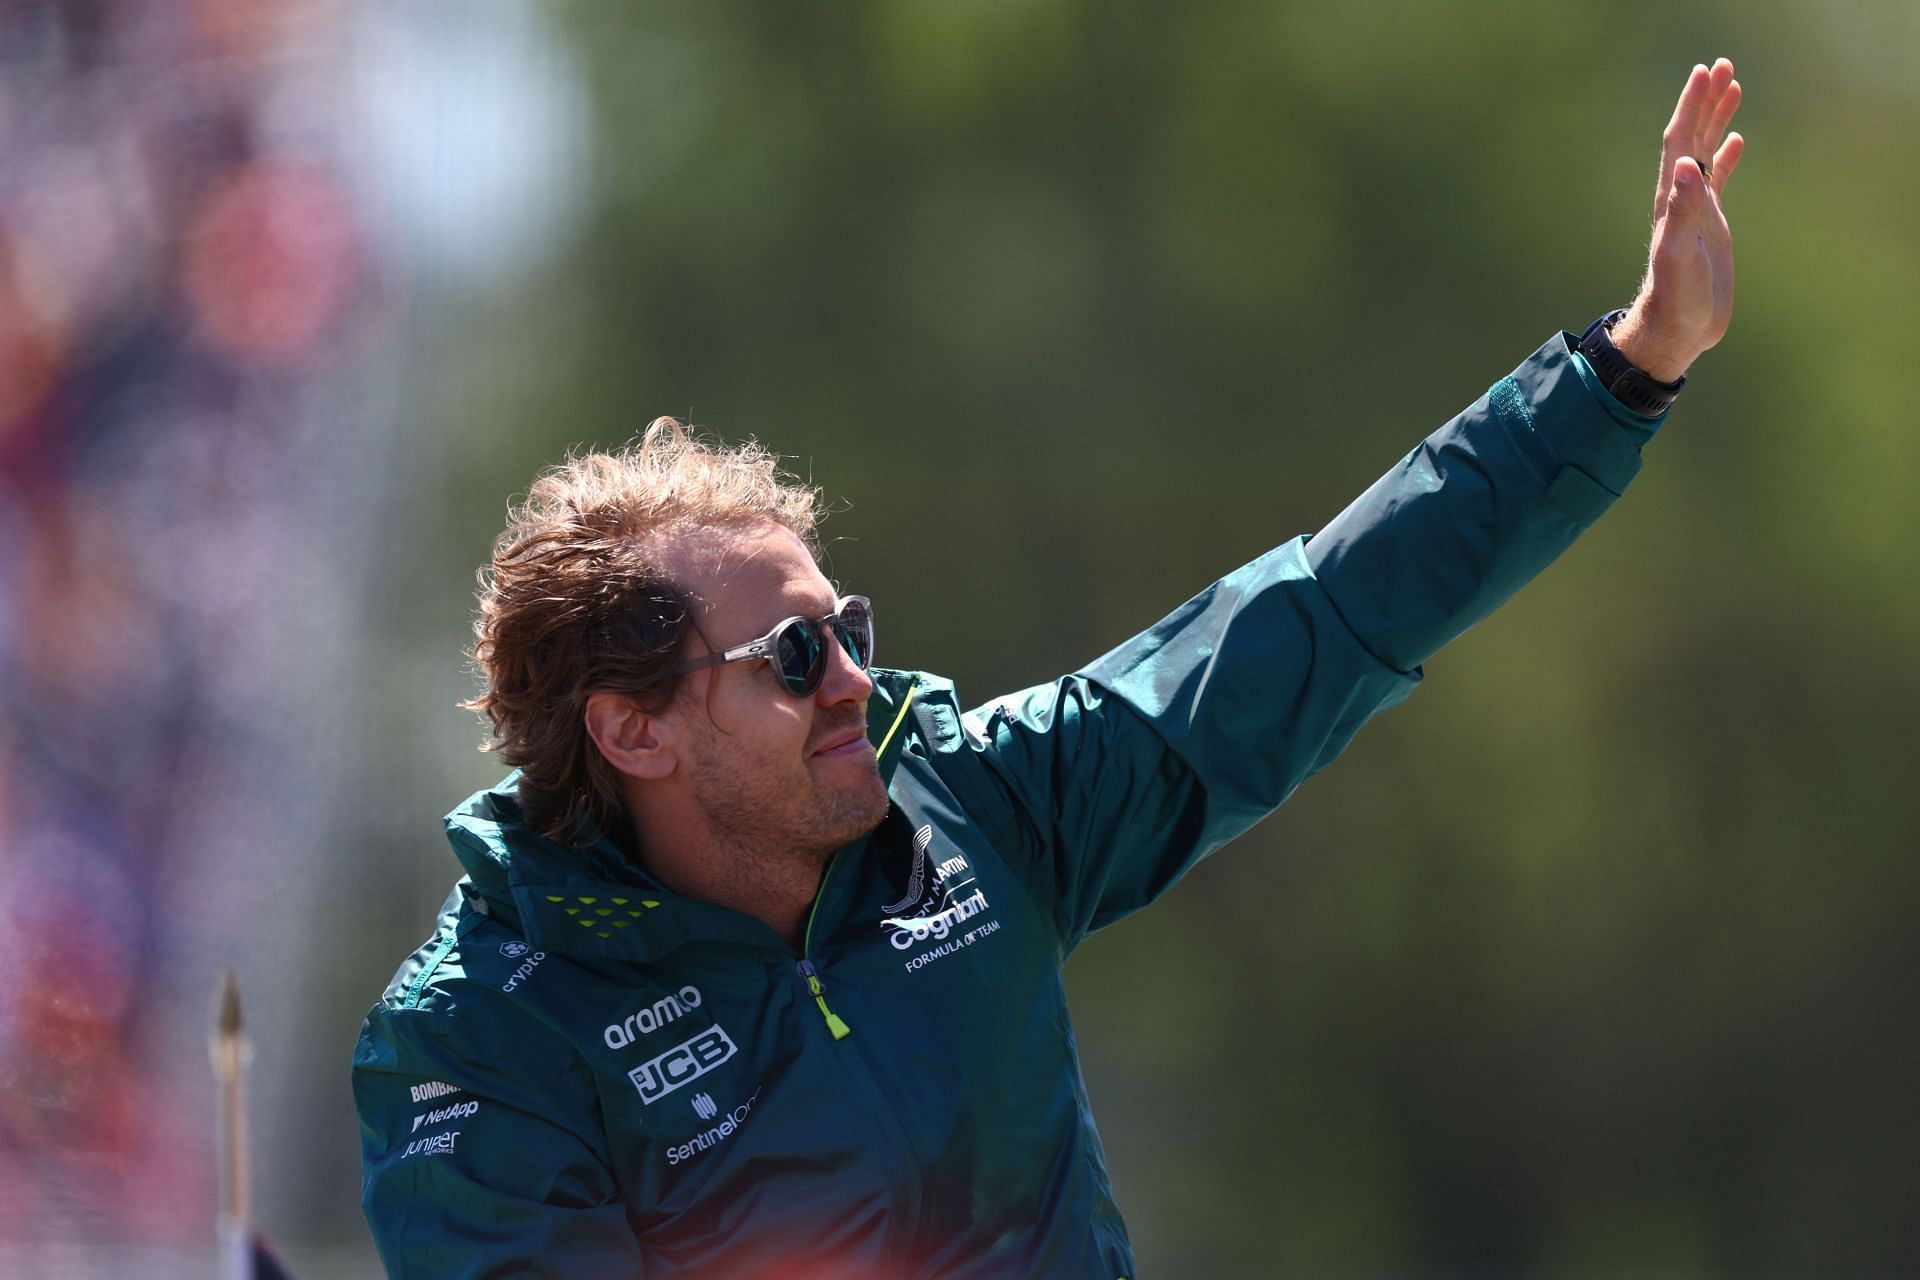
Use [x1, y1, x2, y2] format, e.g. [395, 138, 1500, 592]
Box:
[336, 1, 1919, 1275]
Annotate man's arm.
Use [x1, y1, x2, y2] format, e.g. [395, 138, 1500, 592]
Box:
[1304, 56, 1744, 670]
[354, 990, 644, 1278]
[947, 61, 1745, 953]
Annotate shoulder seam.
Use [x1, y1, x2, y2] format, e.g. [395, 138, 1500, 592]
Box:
[403, 904, 489, 1010]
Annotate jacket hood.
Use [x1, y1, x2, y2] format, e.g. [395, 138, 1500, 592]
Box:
[441, 668, 925, 963]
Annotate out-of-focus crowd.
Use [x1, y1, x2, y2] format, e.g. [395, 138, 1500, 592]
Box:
[0, 1, 365, 1252]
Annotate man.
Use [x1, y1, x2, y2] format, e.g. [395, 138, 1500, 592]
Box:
[354, 60, 1745, 1278]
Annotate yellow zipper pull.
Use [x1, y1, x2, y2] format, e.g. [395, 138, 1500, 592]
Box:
[795, 960, 851, 1040]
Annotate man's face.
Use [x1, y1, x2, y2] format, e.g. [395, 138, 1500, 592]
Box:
[657, 522, 889, 861]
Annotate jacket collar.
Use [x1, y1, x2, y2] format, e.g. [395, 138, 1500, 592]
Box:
[444, 668, 924, 962]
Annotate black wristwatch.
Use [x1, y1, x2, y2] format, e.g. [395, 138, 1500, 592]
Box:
[1578, 308, 1686, 417]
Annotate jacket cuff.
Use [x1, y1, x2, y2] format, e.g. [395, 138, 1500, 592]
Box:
[1568, 338, 1669, 447]
[1504, 332, 1649, 500]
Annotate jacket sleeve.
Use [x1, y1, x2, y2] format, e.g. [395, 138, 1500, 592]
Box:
[959, 333, 1647, 953]
[354, 989, 644, 1279]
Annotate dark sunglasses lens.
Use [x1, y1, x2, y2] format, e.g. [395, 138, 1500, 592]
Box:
[837, 600, 873, 669]
[774, 619, 826, 695]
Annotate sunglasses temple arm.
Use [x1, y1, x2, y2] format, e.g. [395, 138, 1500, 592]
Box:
[669, 639, 766, 676]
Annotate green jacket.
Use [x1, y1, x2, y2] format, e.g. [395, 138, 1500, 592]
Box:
[355, 334, 1656, 1278]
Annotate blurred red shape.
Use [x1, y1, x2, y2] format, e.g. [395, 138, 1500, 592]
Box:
[181, 162, 359, 368]
[0, 224, 70, 436]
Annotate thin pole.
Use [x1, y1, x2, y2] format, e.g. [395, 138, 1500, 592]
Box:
[212, 970, 251, 1280]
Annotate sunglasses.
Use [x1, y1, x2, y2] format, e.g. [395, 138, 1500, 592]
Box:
[668, 595, 874, 697]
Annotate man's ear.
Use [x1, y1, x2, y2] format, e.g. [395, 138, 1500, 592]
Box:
[584, 691, 677, 781]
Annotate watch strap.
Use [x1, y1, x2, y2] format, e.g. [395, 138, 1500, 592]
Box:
[1578, 308, 1685, 417]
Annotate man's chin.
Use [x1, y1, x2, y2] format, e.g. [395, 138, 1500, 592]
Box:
[824, 773, 890, 846]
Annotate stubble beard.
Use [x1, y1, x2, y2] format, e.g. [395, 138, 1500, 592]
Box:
[685, 729, 890, 880]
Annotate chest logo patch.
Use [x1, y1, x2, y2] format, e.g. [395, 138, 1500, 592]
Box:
[880, 824, 972, 918]
[880, 824, 936, 915]
[629, 1025, 737, 1105]
[878, 821, 998, 967]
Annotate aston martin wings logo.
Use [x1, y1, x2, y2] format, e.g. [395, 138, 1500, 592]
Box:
[880, 824, 934, 915]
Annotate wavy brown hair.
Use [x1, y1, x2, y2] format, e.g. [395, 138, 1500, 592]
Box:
[463, 417, 824, 844]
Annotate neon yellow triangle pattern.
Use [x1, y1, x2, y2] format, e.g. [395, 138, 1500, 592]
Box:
[540, 892, 663, 940]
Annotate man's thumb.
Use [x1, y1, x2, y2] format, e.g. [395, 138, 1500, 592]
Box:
[1669, 157, 1706, 219]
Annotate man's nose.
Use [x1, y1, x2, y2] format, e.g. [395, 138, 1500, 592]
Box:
[816, 635, 873, 705]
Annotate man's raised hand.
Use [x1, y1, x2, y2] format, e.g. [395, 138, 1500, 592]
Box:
[1611, 57, 1746, 384]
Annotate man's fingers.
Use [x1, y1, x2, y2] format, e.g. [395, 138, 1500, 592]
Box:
[1710, 132, 1746, 198]
[1704, 76, 1741, 144]
[1657, 63, 1715, 223]
[1695, 70, 1741, 166]
[1664, 63, 1713, 142]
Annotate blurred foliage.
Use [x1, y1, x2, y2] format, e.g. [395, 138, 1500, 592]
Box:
[349, 1, 1919, 1274]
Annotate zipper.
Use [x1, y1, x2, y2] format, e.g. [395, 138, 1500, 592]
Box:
[797, 834, 853, 1039]
[794, 958, 851, 1040]
[796, 675, 928, 1268]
